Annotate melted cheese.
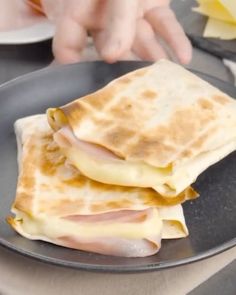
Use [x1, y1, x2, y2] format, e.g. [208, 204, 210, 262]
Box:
[12, 204, 189, 244]
[60, 137, 236, 197]
[12, 208, 162, 240]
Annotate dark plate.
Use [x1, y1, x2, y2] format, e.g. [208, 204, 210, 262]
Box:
[0, 61, 235, 273]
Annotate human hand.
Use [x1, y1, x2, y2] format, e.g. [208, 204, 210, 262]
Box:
[42, 0, 192, 64]
[0, 0, 42, 31]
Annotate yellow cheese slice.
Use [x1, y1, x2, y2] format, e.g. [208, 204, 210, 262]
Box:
[219, 0, 236, 19]
[194, 0, 236, 24]
[204, 17, 236, 39]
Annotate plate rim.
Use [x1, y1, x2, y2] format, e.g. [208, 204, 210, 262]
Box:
[0, 19, 55, 45]
[0, 235, 235, 273]
[0, 61, 235, 272]
[0, 60, 234, 92]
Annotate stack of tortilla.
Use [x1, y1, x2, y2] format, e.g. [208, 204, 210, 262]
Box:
[8, 60, 236, 257]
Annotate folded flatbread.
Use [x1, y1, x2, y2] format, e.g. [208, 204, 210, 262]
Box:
[8, 115, 193, 257]
[47, 59, 236, 197]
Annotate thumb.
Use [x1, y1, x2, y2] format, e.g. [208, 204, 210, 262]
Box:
[100, 0, 138, 63]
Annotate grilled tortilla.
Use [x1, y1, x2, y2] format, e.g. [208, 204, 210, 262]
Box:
[8, 115, 193, 257]
[47, 59, 236, 197]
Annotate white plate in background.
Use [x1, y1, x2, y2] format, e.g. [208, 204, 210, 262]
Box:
[0, 19, 55, 45]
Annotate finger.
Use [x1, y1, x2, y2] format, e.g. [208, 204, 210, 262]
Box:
[41, 0, 64, 21]
[116, 50, 139, 61]
[100, 0, 139, 63]
[133, 18, 167, 61]
[145, 7, 192, 64]
[53, 15, 87, 64]
[142, 0, 170, 12]
[92, 30, 139, 62]
[91, 29, 107, 57]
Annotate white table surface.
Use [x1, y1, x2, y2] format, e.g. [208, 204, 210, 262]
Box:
[0, 246, 235, 295]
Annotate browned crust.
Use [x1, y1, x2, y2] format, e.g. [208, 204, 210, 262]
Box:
[47, 61, 235, 169]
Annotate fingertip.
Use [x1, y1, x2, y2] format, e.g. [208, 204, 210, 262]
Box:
[178, 40, 192, 65]
[146, 7, 193, 65]
[53, 46, 81, 64]
[100, 0, 137, 63]
[100, 42, 122, 63]
[180, 53, 192, 65]
[52, 14, 87, 64]
[100, 52, 117, 63]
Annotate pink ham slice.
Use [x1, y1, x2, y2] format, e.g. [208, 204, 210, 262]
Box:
[58, 209, 161, 257]
[54, 128, 162, 257]
[59, 236, 159, 257]
[64, 209, 152, 223]
[54, 127, 121, 161]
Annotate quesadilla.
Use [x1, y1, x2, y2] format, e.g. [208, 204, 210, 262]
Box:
[8, 115, 193, 257]
[47, 60, 236, 197]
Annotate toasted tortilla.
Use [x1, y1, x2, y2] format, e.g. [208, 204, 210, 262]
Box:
[47, 59, 236, 197]
[8, 115, 191, 257]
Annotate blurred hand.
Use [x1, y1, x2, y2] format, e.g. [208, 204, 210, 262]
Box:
[42, 0, 192, 64]
[0, 0, 42, 31]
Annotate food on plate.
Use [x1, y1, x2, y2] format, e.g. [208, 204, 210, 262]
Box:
[47, 59, 236, 197]
[9, 60, 236, 257]
[8, 115, 195, 257]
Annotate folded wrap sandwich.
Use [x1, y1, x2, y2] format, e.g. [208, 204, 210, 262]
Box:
[8, 115, 195, 257]
[47, 60, 236, 197]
